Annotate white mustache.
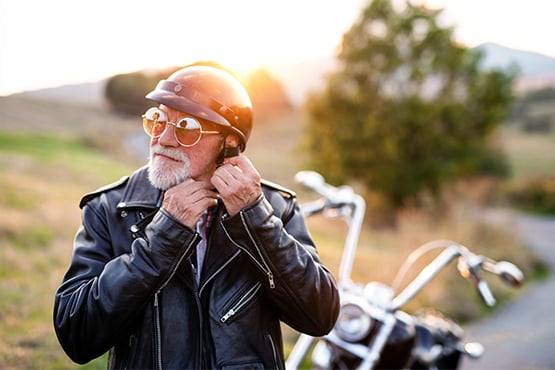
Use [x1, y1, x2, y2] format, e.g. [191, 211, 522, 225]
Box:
[150, 144, 189, 162]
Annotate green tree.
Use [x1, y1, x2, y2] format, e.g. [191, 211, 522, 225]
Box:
[304, 0, 514, 209]
[105, 71, 163, 115]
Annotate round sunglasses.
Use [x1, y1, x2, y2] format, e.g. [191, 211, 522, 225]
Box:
[142, 107, 222, 147]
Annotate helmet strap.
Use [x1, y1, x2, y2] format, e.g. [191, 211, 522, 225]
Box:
[216, 141, 240, 167]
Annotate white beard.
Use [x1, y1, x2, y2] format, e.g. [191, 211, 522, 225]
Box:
[147, 144, 192, 190]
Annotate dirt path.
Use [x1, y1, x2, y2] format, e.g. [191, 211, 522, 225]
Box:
[461, 212, 555, 370]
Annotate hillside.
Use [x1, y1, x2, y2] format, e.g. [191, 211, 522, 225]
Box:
[475, 42, 555, 77]
[10, 80, 108, 107]
[475, 42, 555, 92]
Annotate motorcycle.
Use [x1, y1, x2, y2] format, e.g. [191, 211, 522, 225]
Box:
[286, 171, 524, 370]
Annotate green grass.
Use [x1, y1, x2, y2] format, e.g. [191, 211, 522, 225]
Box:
[500, 126, 555, 183]
[0, 130, 132, 369]
[0, 131, 132, 185]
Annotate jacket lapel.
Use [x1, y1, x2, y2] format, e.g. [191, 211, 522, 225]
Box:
[117, 165, 162, 211]
[199, 207, 242, 288]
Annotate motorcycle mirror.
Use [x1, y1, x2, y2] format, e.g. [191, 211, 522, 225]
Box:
[295, 171, 324, 189]
[496, 261, 524, 287]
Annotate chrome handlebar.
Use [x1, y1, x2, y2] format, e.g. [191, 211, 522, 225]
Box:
[295, 170, 366, 286]
[295, 170, 524, 309]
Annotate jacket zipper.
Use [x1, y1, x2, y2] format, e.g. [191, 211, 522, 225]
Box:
[153, 292, 162, 370]
[240, 212, 275, 288]
[221, 214, 275, 288]
[193, 285, 204, 369]
[220, 282, 262, 323]
[153, 235, 201, 369]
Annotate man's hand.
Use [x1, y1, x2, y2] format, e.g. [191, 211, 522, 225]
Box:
[162, 179, 218, 228]
[211, 155, 262, 216]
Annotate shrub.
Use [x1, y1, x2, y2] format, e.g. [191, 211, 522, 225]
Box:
[506, 176, 555, 214]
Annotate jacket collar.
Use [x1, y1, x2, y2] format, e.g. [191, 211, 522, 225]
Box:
[116, 165, 163, 211]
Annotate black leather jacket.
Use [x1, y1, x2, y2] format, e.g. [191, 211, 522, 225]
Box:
[53, 166, 340, 369]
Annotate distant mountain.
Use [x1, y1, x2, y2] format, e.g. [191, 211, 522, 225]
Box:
[474, 42, 555, 77]
[12, 80, 108, 106]
[473, 42, 555, 92]
[12, 43, 555, 106]
[271, 43, 555, 103]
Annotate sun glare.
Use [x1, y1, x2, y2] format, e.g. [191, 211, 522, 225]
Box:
[167, 2, 357, 76]
[1, 0, 366, 94]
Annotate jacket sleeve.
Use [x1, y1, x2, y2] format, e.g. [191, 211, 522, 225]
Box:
[220, 194, 340, 336]
[53, 203, 199, 364]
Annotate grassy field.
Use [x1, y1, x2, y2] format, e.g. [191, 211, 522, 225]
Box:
[0, 137, 132, 368]
[500, 126, 555, 184]
[0, 96, 551, 369]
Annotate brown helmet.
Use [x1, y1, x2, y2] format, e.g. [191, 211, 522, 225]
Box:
[145, 65, 253, 151]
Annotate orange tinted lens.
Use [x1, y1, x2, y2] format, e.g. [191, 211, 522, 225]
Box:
[175, 117, 202, 146]
[142, 108, 167, 137]
[143, 118, 167, 137]
[150, 121, 167, 136]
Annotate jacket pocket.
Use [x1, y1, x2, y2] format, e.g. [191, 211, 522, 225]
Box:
[266, 331, 282, 370]
[219, 281, 262, 323]
[109, 333, 137, 369]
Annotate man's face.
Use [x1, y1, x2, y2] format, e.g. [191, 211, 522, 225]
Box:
[147, 105, 224, 190]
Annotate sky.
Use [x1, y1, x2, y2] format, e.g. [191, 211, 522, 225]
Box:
[1, 0, 554, 96]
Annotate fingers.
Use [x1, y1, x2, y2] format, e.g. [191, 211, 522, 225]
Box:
[162, 179, 218, 228]
[165, 179, 213, 200]
[214, 156, 260, 186]
[211, 155, 262, 216]
[223, 155, 256, 177]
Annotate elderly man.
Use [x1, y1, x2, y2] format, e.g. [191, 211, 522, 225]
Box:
[54, 64, 339, 369]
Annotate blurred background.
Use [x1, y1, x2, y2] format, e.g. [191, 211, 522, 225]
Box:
[1, 0, 554, 368]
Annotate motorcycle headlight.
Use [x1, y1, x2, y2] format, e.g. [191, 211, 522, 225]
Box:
[334, 303, 373, 342]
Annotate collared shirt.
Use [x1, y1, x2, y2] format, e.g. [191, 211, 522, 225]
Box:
[193, 205, 216, 286]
